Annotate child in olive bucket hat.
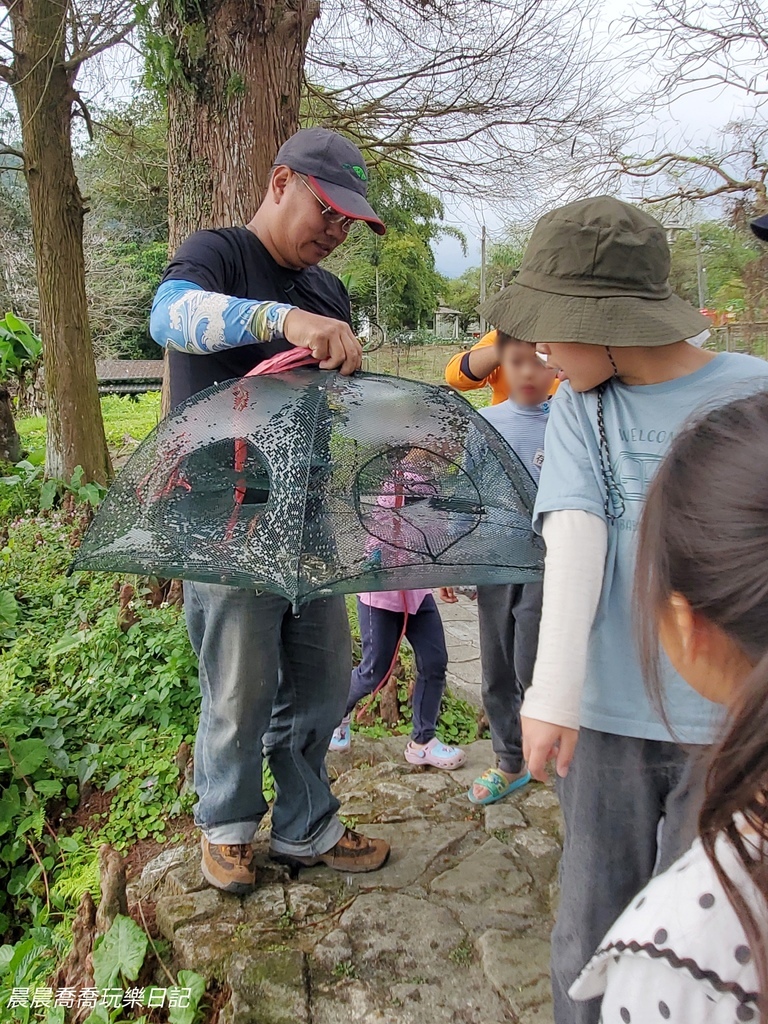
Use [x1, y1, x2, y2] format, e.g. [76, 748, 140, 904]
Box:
[479, 196, 768, 1024]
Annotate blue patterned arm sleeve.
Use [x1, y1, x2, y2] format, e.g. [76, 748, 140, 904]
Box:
[150, 279, 296, 355]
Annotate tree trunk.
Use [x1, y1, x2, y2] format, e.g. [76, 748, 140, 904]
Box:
[0, 388, 22, 463]
[158, 0, 319, 414]
[162, 0, 319, 251]
[9, 0, 111, 484]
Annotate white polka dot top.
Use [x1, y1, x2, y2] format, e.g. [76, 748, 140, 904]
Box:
[570, 833, 764, 1023]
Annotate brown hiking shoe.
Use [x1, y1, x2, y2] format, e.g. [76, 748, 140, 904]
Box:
[200, 836, 256, 894]
[272, 828, 390, 874]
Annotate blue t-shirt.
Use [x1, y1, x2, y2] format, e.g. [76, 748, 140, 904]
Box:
[479, 399, 549, 482]
[534, 352, 768, 744]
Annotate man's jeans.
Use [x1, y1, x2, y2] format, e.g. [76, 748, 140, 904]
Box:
[551, 727, 706, 1024]
[184, 581, 350, 856]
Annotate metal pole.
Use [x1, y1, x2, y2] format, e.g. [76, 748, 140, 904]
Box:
[694, 227, 706, 310]
[479, 224, 487, 333]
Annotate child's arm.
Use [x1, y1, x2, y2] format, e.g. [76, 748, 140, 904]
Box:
[444, 331, 500, 392]
[520, 387, 610, 780]
[522, 509, 607, 780]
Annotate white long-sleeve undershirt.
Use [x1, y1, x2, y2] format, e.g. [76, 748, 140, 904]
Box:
[521, 509, 608, 729]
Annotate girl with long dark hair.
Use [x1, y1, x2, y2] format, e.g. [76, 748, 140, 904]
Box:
[571, 391, 768, 1022]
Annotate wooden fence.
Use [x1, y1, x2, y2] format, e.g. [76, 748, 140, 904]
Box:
[709, 323, 768, 359]
[362, 343, 463, 384]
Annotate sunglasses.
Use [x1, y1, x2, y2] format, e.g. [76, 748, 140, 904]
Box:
[297, 175, 357, 234]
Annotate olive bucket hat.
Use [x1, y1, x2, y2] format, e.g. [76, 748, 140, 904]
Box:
[478, 196, 709, 347]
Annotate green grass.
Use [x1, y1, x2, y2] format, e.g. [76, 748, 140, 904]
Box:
[449, 939, 474, 966]
[14, 411, 44, 458]
[100, 392, 162, 447]
[17, 392, 162, 463]
[363, 344, 490, 408]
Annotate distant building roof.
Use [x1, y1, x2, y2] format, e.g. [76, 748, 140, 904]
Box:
[436, 306, 462, 316]
[96, 359, 164, 382]
[96, 359, 164, 396]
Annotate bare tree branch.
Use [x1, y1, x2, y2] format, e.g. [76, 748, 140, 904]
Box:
[612, 121, 768, 213]
[624, 0, 768, 98]
[301, 0, 632, 207]
[71, 88, 94, 139]
[0, 0, 23, 46]
[603, 0, 768, 214]
[0, 141, 23, 159]
[64, 18, 136, 71]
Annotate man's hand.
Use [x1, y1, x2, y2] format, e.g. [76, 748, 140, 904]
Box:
[522, 716, 579, 782]
[283, 308, 362, 376]
[437, 587, 458, 604]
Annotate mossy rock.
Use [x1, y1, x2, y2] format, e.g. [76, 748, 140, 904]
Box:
[223, 949, 309, 1023]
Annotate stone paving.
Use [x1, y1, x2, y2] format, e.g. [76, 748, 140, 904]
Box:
[440, 597, 484, 709]
[131, 734, 561, 1024]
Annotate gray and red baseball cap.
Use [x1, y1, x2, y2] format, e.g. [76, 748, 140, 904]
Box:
[275, 128, 386, 235]
[751, 214, 768, 242]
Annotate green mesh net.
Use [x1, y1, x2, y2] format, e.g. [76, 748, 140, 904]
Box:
[74, 370, 544, 607]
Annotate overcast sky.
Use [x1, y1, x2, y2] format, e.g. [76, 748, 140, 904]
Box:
[434, 79, 757, 278]
[432, 0, 764, 280]
[68, 0, 761, 282]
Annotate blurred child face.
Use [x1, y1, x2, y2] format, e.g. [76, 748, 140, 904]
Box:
[537, 342, 613, 392]
[498, 340, 555, 406]
[658, 594, 754, 707]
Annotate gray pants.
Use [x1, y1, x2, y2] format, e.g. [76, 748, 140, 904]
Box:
[184, 581, 351, 856]
[552, 727, 706, 1023]
[477, 582, 543, 775]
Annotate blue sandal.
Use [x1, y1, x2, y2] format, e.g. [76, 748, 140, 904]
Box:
[468, 767, 531, 805]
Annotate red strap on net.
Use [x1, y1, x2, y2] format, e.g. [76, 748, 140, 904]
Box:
[247, 347, 319, 377]
[229, 348, 320, 519]
[356, 479, 409, 722]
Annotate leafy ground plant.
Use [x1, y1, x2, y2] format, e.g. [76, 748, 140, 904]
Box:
[0, 913, 206, 1024]
[0, 495, 201, 1017]
[0, 313, 42, 392]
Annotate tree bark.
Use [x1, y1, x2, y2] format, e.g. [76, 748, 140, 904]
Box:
[94, 843, 129, 935]
[161, 0, 319, 251]
[53, 890, 96, 1013]
[9, 0, 112, 484]
[0, 388, 22, 463]
[158, 0, 318, 415]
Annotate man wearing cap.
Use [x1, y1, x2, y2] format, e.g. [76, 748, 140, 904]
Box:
[149, 128, 390, 892]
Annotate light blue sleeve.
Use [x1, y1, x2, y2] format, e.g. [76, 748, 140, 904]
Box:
[149, 279, 295, 355]
[533, 385, 606, 535]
